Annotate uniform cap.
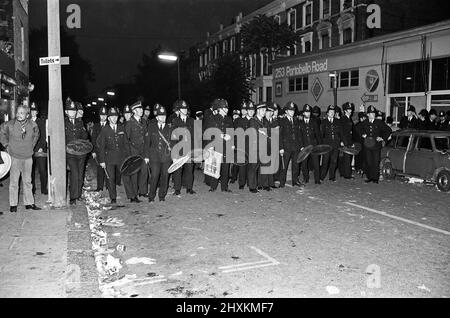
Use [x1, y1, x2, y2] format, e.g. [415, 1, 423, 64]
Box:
[195, 111, 203, 116]
[144, 105, 151, 111]
[130, 101, 143, 110]
[429, 108, 437, 116]
[108, 107, 119, 116]
[99, 107, 107, 116]
[303, 104, 312, 112]
[256, 102, 267, 110]
[156, 105, 167, 116]
[418, 109, 428, 117]
[342, 102, 352, 111]
[233, 109, 241, 116]
[30, 102, 37, 111]
[407, 105, 416, 113]
[312, 105, 321, 114]
[75, 102, 83, 111]
[123, 105, 131, 114]
[284, 101, 297, 111]
[247, 101, 255, 111]
[326, 105, 336, 112]
[366, 105, 377, 114]
[65, 97, 76, 111]
[358, 112, 367, 118]
[173, 99, 189, 110]
[266, 102, 277, 112]
[439, 111, 446, 117]
[240, 102, 247, 110]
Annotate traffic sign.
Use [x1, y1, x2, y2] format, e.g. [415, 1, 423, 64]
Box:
[39, 56, 60, 66]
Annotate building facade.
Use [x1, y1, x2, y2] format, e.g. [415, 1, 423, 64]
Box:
[198, 0, 450, 116]
[0, 0, 29, 121]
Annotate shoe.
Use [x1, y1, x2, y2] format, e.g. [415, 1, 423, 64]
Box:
[229, 179, 236, 184]
[292, 182, 302, 187]
[130, 197, 141, 203]
[10, 206, 17, 213]
[365, 179, 372, 183]
[148, 197, 155, 202]
[239, 185, 244, 190]
[159, 197, 165, 202]
[139, 193, 149, 198]
[111, 199, 116, 204]
[209, 188, 216, 192]
[186, 189, 196, 194]
[221, 189, 232, 193]
[373, 180, 379, 184]
[271, 185, 278, 189]
[250, 189, 258, 193]
[329, 178, 336, 182]
[263, 187, 272, 191]
[257, 186, 263, 190]
[304, 178, 309, 184]
[69, 199, 76, 205]
[42, 191, 48, 195]
[344, 176, 354, 180]
[173, 190, 181, 195]
[95, 188, 103, 192]
[279, 184, 285, 188]
[26, 204, 41, 210]
[315, 181, 321, 185]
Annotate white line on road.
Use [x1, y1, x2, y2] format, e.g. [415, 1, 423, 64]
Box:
[344, 202, 450, 236]
[219, 246, 280, 273]
[219, 260, 272, 270]
[8, 237, 19, 250]
[221, 262, 278, 273]
[250, 246, 280, 265]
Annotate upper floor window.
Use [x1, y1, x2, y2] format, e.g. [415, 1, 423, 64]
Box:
[222, 40, 229, 54]
[214, 44, 219, 59]
[287, 9, 297, 30]
[230, 37, 236, 52]
[340, 0, 354, 12]
[320, 0, 331, 19]
[289, 76, 309, 92]
[303, 1, 313, 27]
[274, 14, 281, 25]
[301, 32, 313, 53]
[343, 27, 353, 44]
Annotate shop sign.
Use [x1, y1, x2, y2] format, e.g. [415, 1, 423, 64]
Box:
[274, 59, 328, 79]
[361, 92, 378, 103]
[365, 69, 379, 92]
[311, 78, 324, 102]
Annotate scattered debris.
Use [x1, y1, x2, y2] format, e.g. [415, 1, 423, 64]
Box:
[326, 286, 340, 295]
[147, 272, 158, 277]
[231, 256, 240, 260]
[125, 257, 156, 265]
[36, 252, 45, 256]
[170, 271, 183, 277]
[417, 285, 431, 292]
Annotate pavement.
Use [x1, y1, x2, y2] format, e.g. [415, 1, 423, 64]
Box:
[0, 160, 449, 298]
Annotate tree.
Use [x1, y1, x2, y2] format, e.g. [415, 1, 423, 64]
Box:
[240, 14, 301, 56]
[29, 27, 95, 113]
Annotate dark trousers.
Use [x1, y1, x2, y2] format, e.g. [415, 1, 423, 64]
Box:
[279, 150, 299, 186]
[248, 163, 268, 189]
[341, 152, 353, 178]
[301, 154, 320, 183]
[320, 148, 339, 180]
[231, 164, 248, 187]
[105, 163, 121, 200]
[210, 163, 230, 191]
[173, 162, 194, 191]
[123, 173, 138, 199]
[96, 164, 106, 190]
[230, 164, 239, 182]
[355, 149, 365, 172]
[32, 156, 47, 194]
[137, 161, 149, 195]
[149, 161, 171, 200]
[364, 148, 381, 181]
[67, 156, 85, 200]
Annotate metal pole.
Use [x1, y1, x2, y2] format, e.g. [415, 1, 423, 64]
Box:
[47, 0, 66, 207]
[333, 73, 338, 106]
[177, 57, 181, 99]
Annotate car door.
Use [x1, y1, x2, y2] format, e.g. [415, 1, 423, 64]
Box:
[404, 135, 435, 178]
[388, 134, 410, 172]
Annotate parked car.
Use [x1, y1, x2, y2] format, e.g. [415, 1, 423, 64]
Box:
[380, 130, 450, 192]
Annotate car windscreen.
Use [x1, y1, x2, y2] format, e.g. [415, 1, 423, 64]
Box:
[434, 136, 449, 152]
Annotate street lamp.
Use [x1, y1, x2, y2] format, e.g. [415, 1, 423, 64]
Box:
[98, 97, 105, 102]
[158, 52, 181, 99]
[329, 72, 338, 106]
[106, 91, 115, 96]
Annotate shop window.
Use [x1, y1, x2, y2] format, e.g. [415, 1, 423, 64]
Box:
[303, 1, 313, 27]
[320, 0, 331, 19]
[389, 62, 426, 94]
[289, 76, 308, 92]
[432, 57, 450, 90]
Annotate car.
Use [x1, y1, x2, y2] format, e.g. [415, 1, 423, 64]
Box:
[380, 130, 450, 192]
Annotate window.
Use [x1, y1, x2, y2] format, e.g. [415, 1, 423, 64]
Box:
[288, 45, 297, 56]
[303, 1, 313, 27]
[208, 47, 213, 61]
[199, 54, 203, 68]
[434, 137, 449, 152]
[287, 9, 296, 30]
[288, 76, 308, 92]
[417, 137, 432, 151]
[340, 0, 354, 11]
[337, 70, 359, 88]
[396, 135, 410, 149]
[432, 57, 450, 90]
[263, 54, 270, 75]
[343, 27, 352, 44]
[340, 71, 349, 87]
[321, 32, 330, 49]
[258, 87, 263, 103]
[214, 44, 219, 59]
[274, 15, 281, 25]
[350, 70, 359, 86]
[320, 0, 331, 19]
[266, 87, 273, 102]
[389, 62, 426, 94]
[301, 32, 313, 53]
[230, 37, 236, 52]
[222, 40, 229, 54]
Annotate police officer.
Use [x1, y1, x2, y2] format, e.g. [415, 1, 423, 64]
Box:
[143, 105, 151, 123]
[65, 98, 89, 205]
[320, 105, 343, 182]
[437, 111, 449, 131]
[144, 105, 173, 202]
[30, 102, 48, 195]
[279, 102, 302, 188]
[354, 112, 367, 175]
[76, 102, 84, 120]
[123, 105, 132, 122]
[232, 102, 253, 189]
[417, 109, 430, 130]
[359, 105, 392, 183]
[168, 101, 181, 125]
[299, 104, 321, 184]
[91, 106, 108, 192]
[124, 101, 148, 201]
[312, 106, 322, 125]
[96, 107, 130, 204]
[264, 102, 280, 188]
[230, 107, 244, 184]
[428, 109, 439, 130]
[340, 102, 355, 179]
[171, 100, 196, 195]
[203, 99, 220, 187]
[399, 105, 418, 129]
[209, 99, 233, 192]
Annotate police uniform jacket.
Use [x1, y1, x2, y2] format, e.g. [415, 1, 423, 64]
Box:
[321, 117, 343, 149]
[280, 116, 302, 152]
[399, 116, 418, 130]
[144, 121, 173, 163]
[172, 116, 195, 151]
[359, 119, 392, 150]
[264, 117, 279, 156]
[91, 121, 107, 155]
[96, 123, 130, 165]
[299, 118, 321, 147]
[65, 117, 89, 158]
[124, 116, 147, 156]
[249, 115, 269, 158]
[340, 115, 354, 146]
[212, 114, 234, 158]
[33, 117, 47, 153]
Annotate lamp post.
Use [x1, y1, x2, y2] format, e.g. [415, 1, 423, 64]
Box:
[329, 71, 338, 106]
[158, 53, 181, 100]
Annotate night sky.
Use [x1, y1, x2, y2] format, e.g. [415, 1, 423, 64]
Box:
[29, 0, 272, 97]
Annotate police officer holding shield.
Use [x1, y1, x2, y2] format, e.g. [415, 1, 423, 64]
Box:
[359, 105, 392, 183]
[96, 107, 130, 204]
[65, 98, 89, 205]
[124, 101, 148, 200]
[320, 105, 344, 182]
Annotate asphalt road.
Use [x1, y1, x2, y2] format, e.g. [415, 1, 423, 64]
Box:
[86, 166, 449, 298]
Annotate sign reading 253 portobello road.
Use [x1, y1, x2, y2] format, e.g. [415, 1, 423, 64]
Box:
[274, 59, 328, 79]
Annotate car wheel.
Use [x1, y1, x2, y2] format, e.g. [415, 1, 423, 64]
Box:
[381, 160, 395, 180]
[436, 170, 450, 192]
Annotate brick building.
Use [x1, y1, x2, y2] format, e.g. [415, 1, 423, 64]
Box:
[197, 0, 450, 113]
[0, 0, 29, 121]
